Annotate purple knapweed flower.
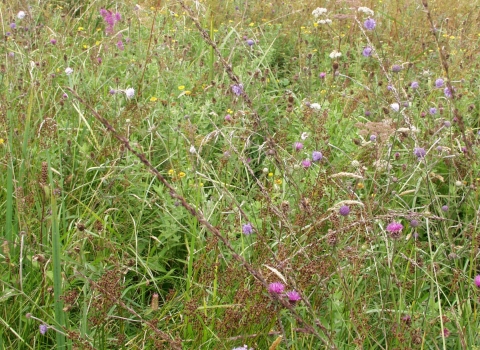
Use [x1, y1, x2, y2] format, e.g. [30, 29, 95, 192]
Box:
[429, 107, 437, 115]
[411, 81, 419, 89]
[286, 290, 301, 303]
[50, 38, 57, 45]
[362, 46, 372, 57]
[302, 159, 312, 168]
[386, 222, 403, 233]
[117, 40, 124, 51]
[444, 121, 451, 128]
[413, 147, 426, 159]
[339, 205, 350, 216]
[370, 135, 377, 142]
[39, 324, 48, 335]
[364, 18, 376, 30]
[392, 64, 402, 73]
[474, 275, 480, 288]
[312, 151, 323, 162]
[10, 23, 16, 29]
[435, 78, 444, 88]
[268, 282, 285, 294]
[294, 142, 303, 151]
[319, 72, 326, 79]
[231, 84, 243, 96]
[410, 219, 419, 228]
[224, 114, 232, 122]
[246, 39, 255, 47]
[441, 205, 449, 212]
[242, 223, 253, 235]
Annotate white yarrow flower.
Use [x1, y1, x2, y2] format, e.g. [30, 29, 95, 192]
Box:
[390, 103, 400, 112]
[358, 7, 374, 16]
[189, 145, 196, 154]
[318, 19, 332, 25]
[124, 88, 135, 99]
[17, 11, 26, 19]
[65, 67, 73, 75]
[312, 7, 327, 18]
[310, 103, 321, 110]
[329, 50, 342, 59]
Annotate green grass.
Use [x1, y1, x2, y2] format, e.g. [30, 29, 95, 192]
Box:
[1, 0, 480, 349]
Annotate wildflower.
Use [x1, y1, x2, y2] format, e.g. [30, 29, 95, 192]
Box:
[319, 72, 326, 79]
[301, 132, 309, 140]
[386, 222, 403, 233]
[329, 50, 342, 59]
[318, 19, 332, 25]
[410, 219, 419, 227]
[387, 85, 394, 91]
[444, 121, 451, 128]
[302, 159, 312, 168]
[474, 275, 480, 288]
[286, 290, 301, 303]
[50, 38, 57, 45]
[429, 107, 437, 115]
[65, 67, 73, 75]
[312, 7, 328, 18]
[310, 103, 321, 110]
[150, 97, 158, 102]
[10, 23, 16, 29]
[312, 151, 323, 162]
[390, 103, 400, 112]
[231, 84, 244, 96]
[246, 39, 255, 46]
[358, 7, 374, 16]
[444, 87, 454, 98]
[125, 88, 135, 99]
[364, 18, 376, 30]
[294, 142, 303, 151]
[109, 89, 116, 95]
[362, 46, 373, 57]
[370, 135, 377, 142]
[435, 78, 444, 88]
[39, 324, 48, 335]
[224, 114, 232, 122]
[339, 205, 350, 216]
[441, 205, 449, 212]
[413, 147, 426, 159]
[242, 223, 253, 235]
[268, 282, 285, 294]
[17, 11, 26, 19]
[411, 81, 419, 89]
[116, 40, 124, 50]
[189, 145, 196, 154]
[392, 64, 402, 72]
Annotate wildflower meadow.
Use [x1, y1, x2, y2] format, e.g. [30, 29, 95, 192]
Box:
[2, 0, 480, 348]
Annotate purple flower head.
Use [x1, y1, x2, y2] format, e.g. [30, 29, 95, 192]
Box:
[39, 324, 48, 335]
[441, 205, 449, 212]
[413, 147, 426, 159]
[286, 290, 301, 303]
[474, 275, 480, 288]
[294, 142, 303, 151]
[231, 84, 243, 96]
[386, 222, 403, 233]
[117, 40, 124, 51]
[268, 282, 285, 294]
[362, 46, 373, 57]
[429, 107, 437, 115]
[242, 223, 253, 235]
[50, 38, 57, 45]
[387, 84, 393, 91]
[392, 64, 402, 73]
[411, 81, 419, 89]
[339, 205, 350, 216]
[319, 72, 326, 79]
[365, 110, 371, 116]
[444, 87, 454, 98]
[109, 89, 116, 95]
[10, 23, 16, 29]
[115, 12, 122, 21]
[435, 78, 444, 88]
[312, 151, 323, 162]
[370, 134, 377, 142]
[410, 219, 419, 228]
[246, 39, 255, 47]
[443, 120, 451, 128]
[302, 159, 312, 168]
[224, 114, 232, 122]
[364, 18, 376, 30]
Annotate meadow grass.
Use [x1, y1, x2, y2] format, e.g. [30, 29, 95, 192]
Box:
[1, 0, 480, 349]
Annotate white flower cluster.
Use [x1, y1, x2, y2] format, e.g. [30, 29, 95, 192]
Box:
[312, 7, 327, 18]
[318, 19, 332, 25]
[358, 6, 374, 16]
[329, 50, 342, 59]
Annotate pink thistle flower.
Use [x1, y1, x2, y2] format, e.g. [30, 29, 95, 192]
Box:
[268, 282, 285, 294]
[386, 222, 403, 233]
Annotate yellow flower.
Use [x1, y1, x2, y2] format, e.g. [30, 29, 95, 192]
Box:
[83, 44, 88, 49]
[249, 22, 255, 27]
[449, 35, 455, 39]
[150, 97, 158, 102]
[227, 109, 233, 114]
[77, 27, 84, 31]
[314, 22, 318, 27]
[95, 40, 101, 46]
[268, 172, 273, 177]
[178, 85, 185, 90]
[168, 169, 175, 176]
[178, 172, 186, 178]
[357, 183, 364, 190]
[184, 91, 191, 95]
[274, 179, 282, 185]
[0, 138, 4, 145]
